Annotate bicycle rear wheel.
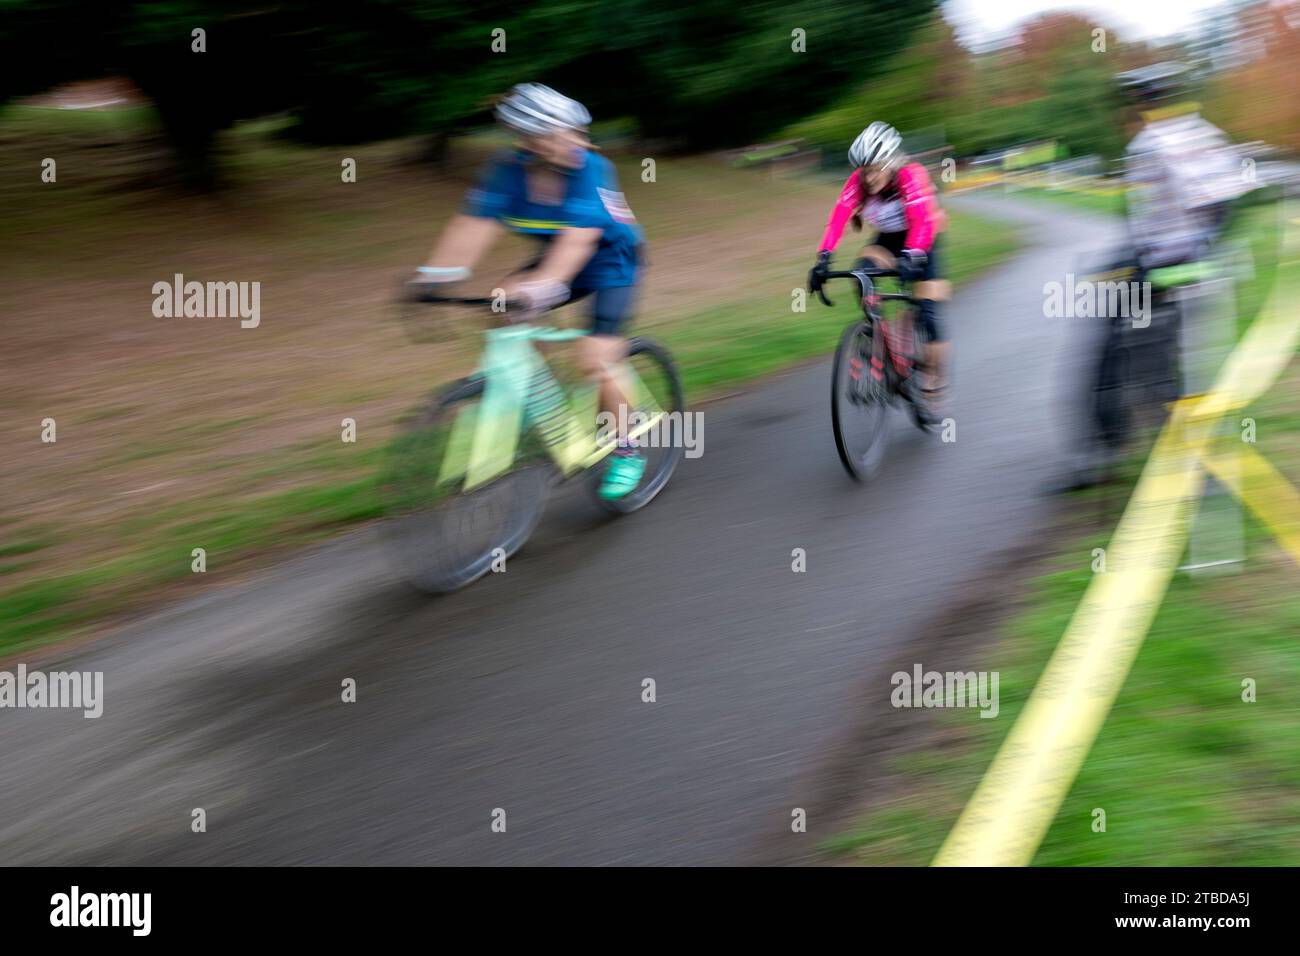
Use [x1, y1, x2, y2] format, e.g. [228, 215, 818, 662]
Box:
[379, 377, 553, 592]
[1091, 319, 1133, 451]
[904, 311, 937, 432]
[588, 337, 685, 514]
[831, 319, 892, 481]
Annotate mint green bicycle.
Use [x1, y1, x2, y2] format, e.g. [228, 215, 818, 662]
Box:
[381, 289, 685, 592]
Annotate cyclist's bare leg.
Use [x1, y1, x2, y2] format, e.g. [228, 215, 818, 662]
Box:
[859, 244, 895, 269]
[577, 334, 633, 440]
[857, 246, 951, 398]
[911, 278, 951, 395]
[857, 244, 896, 314]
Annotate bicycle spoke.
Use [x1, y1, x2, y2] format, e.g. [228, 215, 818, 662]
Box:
[832, 321, 891, 480]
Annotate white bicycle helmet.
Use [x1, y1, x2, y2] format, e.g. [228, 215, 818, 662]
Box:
[848, 121, 903, 168]
[1116, 62, 1191, 104]
[495, 83, 591, 135]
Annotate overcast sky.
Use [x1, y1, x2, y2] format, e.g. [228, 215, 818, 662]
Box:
[943, 0, 1232, 48]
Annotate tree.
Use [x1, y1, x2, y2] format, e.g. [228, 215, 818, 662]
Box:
[781, 14, 969, 156]
[1204, 0, 1300, 152]
[1, 0, 936, 185]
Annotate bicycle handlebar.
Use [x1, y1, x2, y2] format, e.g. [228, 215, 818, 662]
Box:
[399, 281, 559, 330]
[814, 267, 904, 308]
[404, 287, 498, 307]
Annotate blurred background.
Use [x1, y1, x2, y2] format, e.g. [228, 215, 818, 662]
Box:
[0, 0, 1297, 866]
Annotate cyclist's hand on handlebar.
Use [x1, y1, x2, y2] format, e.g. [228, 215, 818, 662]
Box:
[808, 251, 831, 288]
[513, 278, 571, 313]
[808, 251, 833, 305]
[895, 249, 927, 282]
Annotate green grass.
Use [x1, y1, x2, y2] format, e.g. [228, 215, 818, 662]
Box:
[826, 197, 1300, 866]
[0, 465, 386, 650]
[0, 539, 52, 560]
[0, 103, 158, 140]
[1223, 198, 1286, 337]
[1004, 183, 1127, 217]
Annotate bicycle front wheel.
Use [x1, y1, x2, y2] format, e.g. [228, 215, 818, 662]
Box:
[831, 320, 891, 481]
[379, 377, 553, 593]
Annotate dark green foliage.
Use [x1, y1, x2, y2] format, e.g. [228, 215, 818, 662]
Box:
[1, 0, 936, 184]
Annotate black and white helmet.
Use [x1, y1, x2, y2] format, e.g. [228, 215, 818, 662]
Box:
[1116, 62, 1191, 104]
[495, 83, 591, 136]
[848, 121, 903, 168]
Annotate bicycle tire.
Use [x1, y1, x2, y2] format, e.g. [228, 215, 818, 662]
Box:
[1091, 318, 1134, 450]
[379, 377, 553, 593]
[831, 319, 891, 481]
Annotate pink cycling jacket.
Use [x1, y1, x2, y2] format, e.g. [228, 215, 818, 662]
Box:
[817, 161, 946, 254]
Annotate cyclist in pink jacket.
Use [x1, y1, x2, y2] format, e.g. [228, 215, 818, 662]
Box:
[809, 122, 951, 404]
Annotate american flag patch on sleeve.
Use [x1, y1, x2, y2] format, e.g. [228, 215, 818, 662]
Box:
[597, 187, 637, 224]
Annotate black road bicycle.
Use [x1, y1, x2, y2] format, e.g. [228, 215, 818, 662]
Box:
[814, 266, 938, 480]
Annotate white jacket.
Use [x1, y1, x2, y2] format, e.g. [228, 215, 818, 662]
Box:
[1125, 110, 1248, 268]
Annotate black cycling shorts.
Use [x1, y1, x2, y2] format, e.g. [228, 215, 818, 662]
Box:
[872, 232, 943, 282]
[513, 255, 637, 337]
[568, 284, 637, 337]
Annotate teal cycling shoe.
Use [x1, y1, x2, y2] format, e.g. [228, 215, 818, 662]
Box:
[598, 449, 646, 500]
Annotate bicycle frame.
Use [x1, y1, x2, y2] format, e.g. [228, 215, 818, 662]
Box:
[438, 323, 670, 491]
[820, 268, 920, 392]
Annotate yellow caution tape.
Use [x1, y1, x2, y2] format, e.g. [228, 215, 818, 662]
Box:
[1204, 446, 1300, 565]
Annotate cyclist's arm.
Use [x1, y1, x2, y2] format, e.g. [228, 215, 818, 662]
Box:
[529, 226, 603, 285]
[897, 162, 944, 253]
[423, 156, 516, 273]
[817, 172, 864, 254]
[423, 214, 502, 272]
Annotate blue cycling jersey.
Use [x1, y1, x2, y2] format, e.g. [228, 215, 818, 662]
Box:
[463, 149, 643, 289]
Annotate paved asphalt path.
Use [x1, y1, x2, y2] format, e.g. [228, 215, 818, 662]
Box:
[0, 194, 1120, 865]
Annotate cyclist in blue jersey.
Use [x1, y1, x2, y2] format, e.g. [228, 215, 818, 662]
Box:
[416, 83, 647, 499]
